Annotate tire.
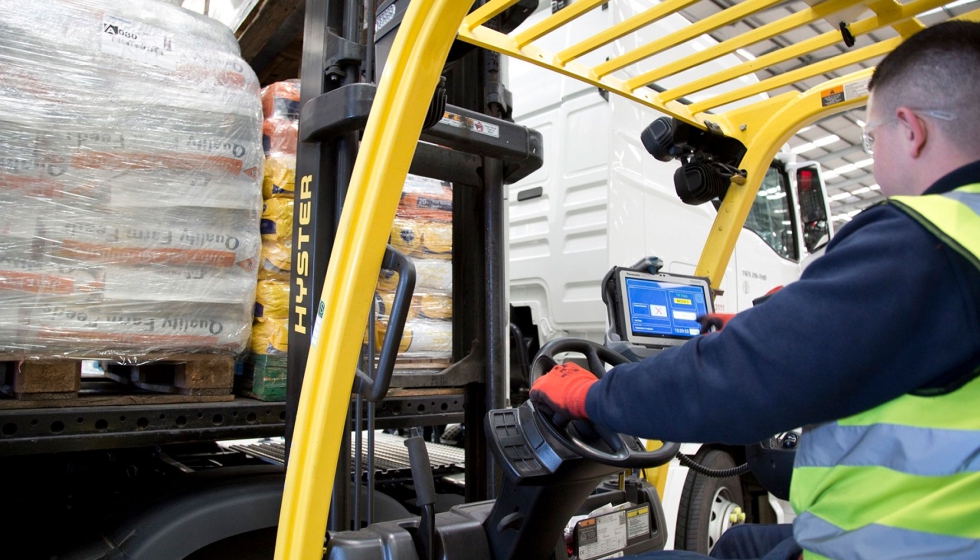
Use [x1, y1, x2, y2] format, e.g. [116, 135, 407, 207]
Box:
[674, 449, 746, 554]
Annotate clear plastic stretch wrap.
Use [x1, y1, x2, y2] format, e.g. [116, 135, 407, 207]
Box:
[372, 175, 453, 361]
[0, 0, 263, 359]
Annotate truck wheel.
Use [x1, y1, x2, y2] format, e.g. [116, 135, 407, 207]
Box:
[674, 449, 745, 554]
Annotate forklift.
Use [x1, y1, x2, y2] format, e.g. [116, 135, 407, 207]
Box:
[44, 0, 972, 558]
[276, 0, 980, 559]
[0, 0, 964, 560]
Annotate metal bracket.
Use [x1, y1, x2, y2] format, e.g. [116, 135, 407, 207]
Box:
[299, 83, 543, 184]
[300, 82, 376, 143]
[486, 81, 513, 121]
[324, 29, 367, 80]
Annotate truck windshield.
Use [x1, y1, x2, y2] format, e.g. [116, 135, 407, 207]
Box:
[744, 166, 797, 261]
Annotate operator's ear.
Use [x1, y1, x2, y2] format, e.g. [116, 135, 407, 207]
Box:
[895, 106, 928, 159]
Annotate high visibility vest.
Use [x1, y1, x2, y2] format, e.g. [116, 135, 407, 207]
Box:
[790, 183, 980, 560]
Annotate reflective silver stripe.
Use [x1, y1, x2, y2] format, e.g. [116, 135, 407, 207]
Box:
[794, 512, 980, 560]
[795, 422, 980, 476]
[943, 191, 980, 216]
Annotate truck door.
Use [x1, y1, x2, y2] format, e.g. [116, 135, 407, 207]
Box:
[733, 163, 803, 310]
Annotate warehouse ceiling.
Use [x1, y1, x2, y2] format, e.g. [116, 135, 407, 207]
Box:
[677, 0, 979, 224]
[217, 0, 978, 224]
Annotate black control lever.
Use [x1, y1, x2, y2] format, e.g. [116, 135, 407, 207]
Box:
[405, 430, 437, 560]
[354, 245, 416, 402]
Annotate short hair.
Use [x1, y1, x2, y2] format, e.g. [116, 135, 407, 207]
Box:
[868, 21, 980, 150]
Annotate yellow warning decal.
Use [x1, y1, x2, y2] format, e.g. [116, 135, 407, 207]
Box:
[627, 507, 649, 518]
[820, 86, 845, 107]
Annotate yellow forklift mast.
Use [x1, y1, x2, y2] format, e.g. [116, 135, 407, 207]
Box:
[276, 0, 980, 557]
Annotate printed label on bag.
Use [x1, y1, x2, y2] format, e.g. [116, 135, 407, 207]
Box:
[101, 14, 177, 70]
[577, 511, 627, 560]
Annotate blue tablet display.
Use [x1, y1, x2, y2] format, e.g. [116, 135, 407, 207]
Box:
[625, 277, 709, 340]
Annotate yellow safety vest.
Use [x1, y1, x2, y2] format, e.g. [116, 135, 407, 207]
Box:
[790, 183, 980, 559]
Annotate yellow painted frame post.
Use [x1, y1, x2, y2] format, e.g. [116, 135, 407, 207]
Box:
[694, 71, 874, 287]
[273, 0, 475, 557]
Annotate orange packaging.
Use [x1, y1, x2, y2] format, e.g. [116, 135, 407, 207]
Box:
[260, 80, 300, 120]
[263, 118, 298, 156]
[397, 187, 453, 221]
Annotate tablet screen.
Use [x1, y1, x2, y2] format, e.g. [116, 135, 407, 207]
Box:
[618, 271, 712, 347]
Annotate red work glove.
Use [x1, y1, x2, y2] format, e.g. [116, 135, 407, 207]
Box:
[529, 362, 597, 425]
[752, 285, 783, 306]
[696, 313, 735, 333]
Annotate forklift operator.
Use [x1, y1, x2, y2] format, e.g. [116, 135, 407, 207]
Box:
[531, 21, 980, 560]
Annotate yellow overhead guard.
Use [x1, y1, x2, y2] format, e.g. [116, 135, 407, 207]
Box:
[457, 0, 980, 286]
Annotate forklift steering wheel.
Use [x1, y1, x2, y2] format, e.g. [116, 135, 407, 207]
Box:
[530, 338, 680, 468]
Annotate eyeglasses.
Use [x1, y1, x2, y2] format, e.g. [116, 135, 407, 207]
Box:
[861, 109, 956, 156]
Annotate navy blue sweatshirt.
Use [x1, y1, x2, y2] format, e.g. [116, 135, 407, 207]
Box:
[585, 160, 980, 445]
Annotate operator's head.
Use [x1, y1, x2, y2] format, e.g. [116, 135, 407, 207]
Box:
[865, 20, 980, 196]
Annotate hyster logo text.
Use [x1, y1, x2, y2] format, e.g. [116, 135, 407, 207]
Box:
[293, 174, 313, 334]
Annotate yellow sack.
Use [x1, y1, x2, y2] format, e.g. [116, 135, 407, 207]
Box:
[251, 317, 289, 354]
[377, 257, 452, 292]
[419, 293, 452, 320]
[255, 279, 290, 321]
[261, 198, 294, 242]
[390, 218, 421, 255]
[258, 241, 291, 280]
[420, 221, 452, 257]
[263, 153, 296, 199]
[374, 291, 421, 321]
[371, 318, 452, 357]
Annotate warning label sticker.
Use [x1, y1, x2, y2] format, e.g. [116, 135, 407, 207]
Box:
[101, 14, 176, 70]
[844, 78, 870, 102]
[439, 112, 500, 138]
[820, 77, 871, 107]
[578, 511, 627, 560]
[626, 506, 651, 540]
[820, 86, 845, 107]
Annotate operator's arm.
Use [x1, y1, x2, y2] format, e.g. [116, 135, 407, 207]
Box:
[585, 206, 980, 444]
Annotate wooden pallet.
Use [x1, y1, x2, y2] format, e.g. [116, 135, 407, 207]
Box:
[0, 354, 236, 407]
[391, 357, 452, 371]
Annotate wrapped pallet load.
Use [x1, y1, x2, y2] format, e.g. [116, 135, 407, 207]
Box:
[0, 0, 263, 358]
[372, 174, 453, 363]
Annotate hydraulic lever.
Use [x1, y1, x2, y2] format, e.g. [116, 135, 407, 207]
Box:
[404, 429, 438, 560]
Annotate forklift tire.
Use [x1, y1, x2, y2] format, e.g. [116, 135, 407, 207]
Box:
[674, 449, 745, 554]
